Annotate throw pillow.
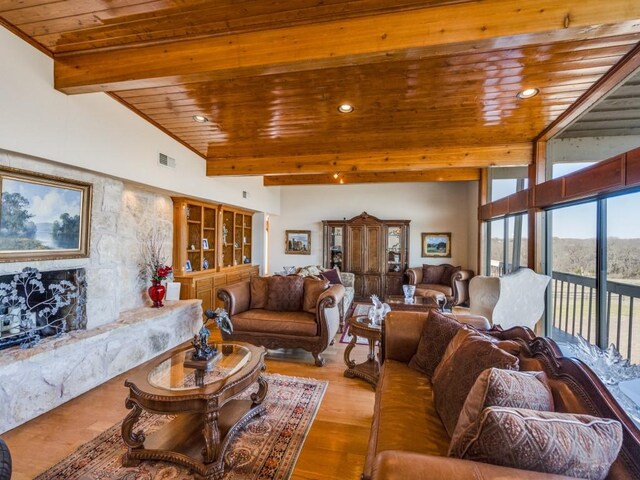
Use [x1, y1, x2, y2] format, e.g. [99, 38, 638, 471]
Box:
[432, 331, 519, 436]
[422, 264, 446, 284]
[303, 276, 330, 313]
[450, 368, 554, 453]
[441, 265, 462, 286]
[250, 276, 269, 309]
[408, 309, 463, 377]
[449, 407, 622, 480]
[320, 268, 342, 285]
[266, 275, 305, 312]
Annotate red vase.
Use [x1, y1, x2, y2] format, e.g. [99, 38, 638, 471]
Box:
[148, 280, 166, 308]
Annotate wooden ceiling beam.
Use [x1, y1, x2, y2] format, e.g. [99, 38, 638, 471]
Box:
[263, 168, 481, 186]
[206, 144, 531, 176]
[54, 0, 640, 94]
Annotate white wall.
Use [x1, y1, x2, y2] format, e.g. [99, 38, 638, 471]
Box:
[269, 182, 478, 274]
[0, 26, 280, 215]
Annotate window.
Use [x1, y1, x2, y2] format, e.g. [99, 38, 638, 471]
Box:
[546, 192, 640, 362]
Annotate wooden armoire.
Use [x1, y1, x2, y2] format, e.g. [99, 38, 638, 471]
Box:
[322, 212, 410, 301]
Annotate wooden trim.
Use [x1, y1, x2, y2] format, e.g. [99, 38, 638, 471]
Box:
[207, 145, 530, 176]
[263, 168, 480, 186]
[479, 146, 640, 222]
[106, 93, 206, 160]
[0, 17, 53, 59]
[536, 42, 640, 142]
[53, 0, 640, 94]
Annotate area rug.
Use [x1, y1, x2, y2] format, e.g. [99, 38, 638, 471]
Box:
[35, 374, 327, 480]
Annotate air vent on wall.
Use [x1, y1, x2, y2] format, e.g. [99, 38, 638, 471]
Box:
[158, 153, 176, 168]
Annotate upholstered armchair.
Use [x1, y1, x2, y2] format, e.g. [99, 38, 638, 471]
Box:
[407, 264, 474, 306]
[453, 268, 551, 330]
[218, 275, 345, 366]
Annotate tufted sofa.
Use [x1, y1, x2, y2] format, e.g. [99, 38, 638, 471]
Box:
[218, 275, 344, 366]
[0, 437, 10, 480]
[365, 310, 640, 480]
[407, 264, 474, 306]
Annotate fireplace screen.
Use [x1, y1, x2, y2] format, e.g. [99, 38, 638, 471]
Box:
[0, 267, 86, 350]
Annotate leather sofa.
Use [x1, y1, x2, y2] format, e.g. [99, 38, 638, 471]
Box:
[407, 264, 473, 306]
[365, 311, 640, 479]
[218, 276, 344, 366]
[0, 437, 10, 480]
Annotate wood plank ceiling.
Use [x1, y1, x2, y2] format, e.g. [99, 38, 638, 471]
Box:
[2, 0, 640, 186]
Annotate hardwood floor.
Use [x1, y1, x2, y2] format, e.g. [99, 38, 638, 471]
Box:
[2, 330, 375, 480]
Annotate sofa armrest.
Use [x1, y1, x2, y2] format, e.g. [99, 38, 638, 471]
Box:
[383, 311, 428, 363]
[406, 267, 423, 285]
[446, 313, 491, 330]
[340, 272, 355, 288]
[451, 269, 474, 306]
[217, 281, 251, 316]
[316, 284, 345, 352]
[371, 451, 578, 480]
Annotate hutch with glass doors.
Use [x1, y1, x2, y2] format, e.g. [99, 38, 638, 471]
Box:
[172, 198, 258, 313]
[322, 212, 409, 300]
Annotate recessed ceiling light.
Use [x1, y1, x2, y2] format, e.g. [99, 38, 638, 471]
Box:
[339, 178, 344, 184]
[333, 173, 339, 179]
[337, 104, 354, 113]
[192, 115, 209, 123]
[516, 88, 539, 99]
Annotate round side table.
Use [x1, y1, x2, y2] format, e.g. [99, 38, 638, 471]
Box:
[343, 315, 382, 387]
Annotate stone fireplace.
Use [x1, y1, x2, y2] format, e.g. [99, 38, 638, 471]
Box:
[0, 267, 87, 350]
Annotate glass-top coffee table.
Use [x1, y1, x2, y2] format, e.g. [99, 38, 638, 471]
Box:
[121, 342, 267, 479]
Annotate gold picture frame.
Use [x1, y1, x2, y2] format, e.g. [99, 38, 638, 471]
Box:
[285, 230, 311, 255]
[421, 232, 451, 258]
[0, 166, 92, 262]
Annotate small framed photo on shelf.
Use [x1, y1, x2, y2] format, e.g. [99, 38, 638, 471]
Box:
[185, 260, 192, 272]
[202, 238, 209, 250]
[421, 232, 452, 258]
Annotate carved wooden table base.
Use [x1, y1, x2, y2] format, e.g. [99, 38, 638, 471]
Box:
[343, 316, 381, 388]
[121, 342, 267, 479]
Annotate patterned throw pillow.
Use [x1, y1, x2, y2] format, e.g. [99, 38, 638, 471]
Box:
[450, 368, 554, 453]
[422, 264, 446, 284]
[441, 265, 462, 286]
[408, 309, 463, 376]
[302, 276, 330, 313]
[266, 275, 304, 312]
[250, 276, 269, 309]
[449, 407, 622, 480]
[320, 268, 342, 285]
[432, 332, 520, 436]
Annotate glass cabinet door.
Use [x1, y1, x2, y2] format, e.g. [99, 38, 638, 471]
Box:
[329, 226, 343, 269]
[387, 226, 402, 273]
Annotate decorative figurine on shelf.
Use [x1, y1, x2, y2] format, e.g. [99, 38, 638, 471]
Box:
[203, 258, 209, 270]
[222, 225, 229, 245]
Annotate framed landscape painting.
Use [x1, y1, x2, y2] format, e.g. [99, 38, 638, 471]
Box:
[285, 230, 311, 255]
[421, 232, 451, 258]
[0, 167, 92, 262]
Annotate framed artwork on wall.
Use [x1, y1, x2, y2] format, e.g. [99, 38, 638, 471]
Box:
[0, 166, 92, 262]
[421, 232, 451, 258]
[285, 230, 311, 255]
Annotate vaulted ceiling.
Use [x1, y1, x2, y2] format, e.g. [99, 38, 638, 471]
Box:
[2, 0, 640, 185]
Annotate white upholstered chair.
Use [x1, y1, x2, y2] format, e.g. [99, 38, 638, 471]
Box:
[453, 268, 551, 330]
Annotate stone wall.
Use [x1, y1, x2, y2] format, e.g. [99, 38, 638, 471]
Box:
[0, 300, 202, 433]
[0, 149, 173, 329]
